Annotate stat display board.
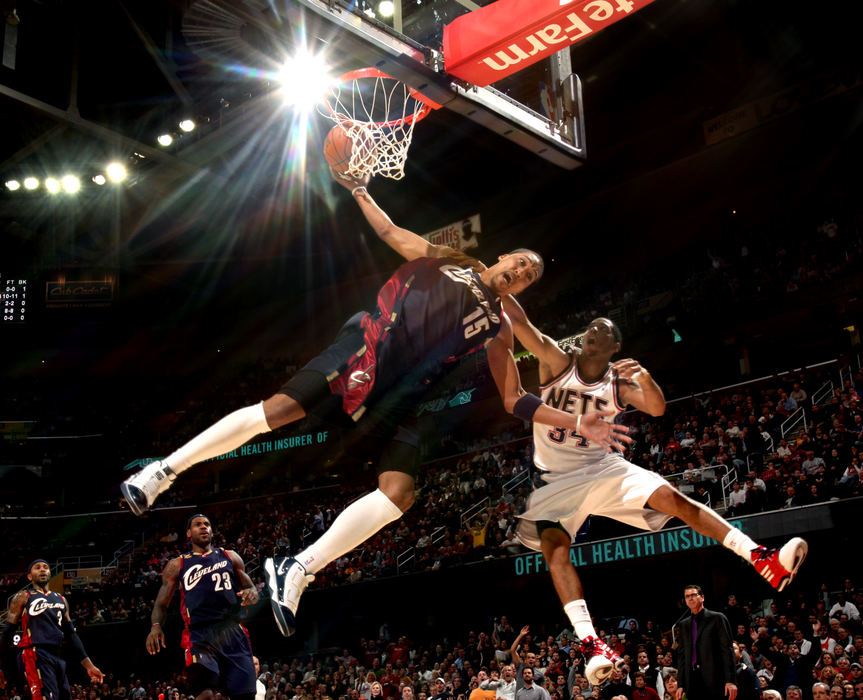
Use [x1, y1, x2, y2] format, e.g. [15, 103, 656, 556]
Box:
[1, 274, 28, 323]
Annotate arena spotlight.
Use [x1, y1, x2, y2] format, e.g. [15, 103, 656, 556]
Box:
[378, 0, 394, 16]
[106, 162, 127, 182]
[277, 48, 330, 111]
[23, 177, 39, 190]
[178, 119, 195, 132]
[45, 177, 60, 194]
[5, 179, 21, 191]
[157, 133, 173, 147]
[61, 175, 81, 193]
[92, 174, 107, 185]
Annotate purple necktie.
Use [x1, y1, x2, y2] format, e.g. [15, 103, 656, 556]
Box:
[691, 616, 698, 667]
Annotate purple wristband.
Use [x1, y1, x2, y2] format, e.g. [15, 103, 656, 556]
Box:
[513, 393, 543, 421]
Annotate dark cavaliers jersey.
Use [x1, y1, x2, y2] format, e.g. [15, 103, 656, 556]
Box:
[332, 257, 502, 418]
[178, 549, 242, 634]
[17, 588, 66, 648]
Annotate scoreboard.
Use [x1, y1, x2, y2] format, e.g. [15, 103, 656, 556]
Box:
[1, 274, 28, 323]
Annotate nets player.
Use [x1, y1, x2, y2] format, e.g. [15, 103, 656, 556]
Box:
[1, 559, 103, 700]
[121, 169, 630, 637]
[147, 514, 259, 700]
[502, 296, 808, 686]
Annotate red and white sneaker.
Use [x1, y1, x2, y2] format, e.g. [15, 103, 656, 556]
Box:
[581, 635, 626, 685]
[751, 537, 808, 591]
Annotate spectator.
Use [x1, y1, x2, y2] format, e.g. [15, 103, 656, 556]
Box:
[674, 585, 736, 700]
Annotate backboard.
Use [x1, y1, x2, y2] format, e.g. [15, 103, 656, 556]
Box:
[181, 0, 586, 169]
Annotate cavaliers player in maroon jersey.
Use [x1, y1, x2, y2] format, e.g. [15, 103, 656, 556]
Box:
[122, 168, 631, 636]
[147, 514, 259, 700]
[2, 560, 103, 700]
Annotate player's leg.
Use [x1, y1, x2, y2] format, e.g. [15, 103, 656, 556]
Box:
[121, 393, 303, 515]
[265, 440, 416, 636]
[221, 627, 257, 700]
[540, 525, 623, 686]
[646, 484, 807, 591]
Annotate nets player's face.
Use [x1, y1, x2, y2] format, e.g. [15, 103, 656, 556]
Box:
[29, 562, 51, 584]
[583, 319, 619, 356]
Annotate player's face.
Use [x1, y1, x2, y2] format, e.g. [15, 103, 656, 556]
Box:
[488, 251, 541, 295]
[187, 517, 213, 545]
[28, 561, 51, 584]
[582, 318, 619, 356]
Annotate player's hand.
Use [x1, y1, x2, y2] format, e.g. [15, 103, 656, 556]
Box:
[238, 586, 259, 606]
[330, 167, 370, 191]
[520, 625, 529, 636]
[610, 358, 647, 383]
[578, 410, 632, 452]
[146, 625, 166, 655]
[86, 664, 104, 684]
[725, 683, 737, 700]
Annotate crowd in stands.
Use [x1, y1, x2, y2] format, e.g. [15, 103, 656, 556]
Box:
[3, 573, 863, 700]
[2, 354, 862, 627]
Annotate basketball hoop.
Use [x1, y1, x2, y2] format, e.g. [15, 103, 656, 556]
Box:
[319, 68, 441, 180]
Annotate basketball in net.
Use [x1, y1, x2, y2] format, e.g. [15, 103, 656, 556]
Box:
[323, 125, 375, 176]
[319, 68, 441, 180]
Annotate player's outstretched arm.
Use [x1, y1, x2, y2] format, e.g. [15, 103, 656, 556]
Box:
[330, 169, 447, 261]
[501, 295, 568, 373]
[147, 557, 180, 655]
[226, 551, 259, 607]
[486, 320, 631, 452]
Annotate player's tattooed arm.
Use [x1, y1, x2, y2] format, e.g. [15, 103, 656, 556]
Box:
[226, 551, 259, 607]
[6, 590, 28, 624]
[146, 557, 180, 654]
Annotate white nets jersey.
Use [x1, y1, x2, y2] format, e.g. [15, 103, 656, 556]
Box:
[533, 354, 626, 473]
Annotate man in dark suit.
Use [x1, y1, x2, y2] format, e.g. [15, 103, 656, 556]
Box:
[674, 585, 737, 700]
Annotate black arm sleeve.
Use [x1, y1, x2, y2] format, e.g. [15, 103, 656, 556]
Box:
[61, 617, 88, 663]
[0, 622, 17, 652]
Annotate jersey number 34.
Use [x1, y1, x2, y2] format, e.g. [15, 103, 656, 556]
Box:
[547, 427, 589, 447]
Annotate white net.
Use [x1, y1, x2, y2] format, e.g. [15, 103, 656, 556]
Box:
[320, 69, 435, 180]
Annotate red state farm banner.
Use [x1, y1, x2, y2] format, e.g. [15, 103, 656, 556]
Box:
[443, 0, 656, 87]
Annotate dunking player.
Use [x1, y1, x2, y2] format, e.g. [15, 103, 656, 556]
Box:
[502, 296, 808, 686]
[1, 560, 103, 700]
[121, 169, 630, 637]
[147, 515, 258, 700]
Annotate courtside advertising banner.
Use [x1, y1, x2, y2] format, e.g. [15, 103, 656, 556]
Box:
[422, 214, 480, 251]
[444, 0, 657, 86]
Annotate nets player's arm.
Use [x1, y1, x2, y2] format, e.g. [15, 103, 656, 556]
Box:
[146, 557, 181, 655]
[225, 550, 259, 607]
[1, 591, 27, 651]
[486, 318, 631, 452]
[59, 596, 103, 683]
[611, 358, 665, 417]
[501, 295, 569, 377]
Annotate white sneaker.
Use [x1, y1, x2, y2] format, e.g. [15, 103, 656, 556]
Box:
[120, 460, 176, 516]
[581, 635, 625, 685]
[264, 556, 314, 637]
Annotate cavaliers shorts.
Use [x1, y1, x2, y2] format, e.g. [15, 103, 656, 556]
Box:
[184, 624, 256, 697]
[279, 312, 422, 477]
[17, 646, 71, 700]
